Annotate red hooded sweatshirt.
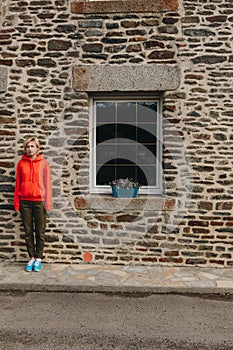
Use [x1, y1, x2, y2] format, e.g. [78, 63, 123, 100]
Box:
[14, 154, 52, 211]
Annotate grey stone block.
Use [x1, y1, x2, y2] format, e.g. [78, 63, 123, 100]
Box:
[0, 67, 8, 92]
[73, 64, 180, 92]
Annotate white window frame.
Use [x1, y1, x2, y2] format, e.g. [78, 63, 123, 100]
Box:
[90, 93, 163, 195]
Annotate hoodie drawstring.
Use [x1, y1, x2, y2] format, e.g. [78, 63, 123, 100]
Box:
[29, 159, 35, 182]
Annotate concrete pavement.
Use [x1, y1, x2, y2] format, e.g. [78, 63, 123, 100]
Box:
[1, 261, 233, 294]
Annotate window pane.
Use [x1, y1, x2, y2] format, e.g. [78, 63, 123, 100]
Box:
[137, 144, 156, 164]
[117, 102, 136, 123]
[96, 102, 116, 123]
[137, 125, 157, 144]
[96, 165, 115, 185]
[117, 144, 136, 163]
[115, 158, 135, 165]
[136, 166, 149, 186]
[140, 166, 157, 186]
[96, 144, 116, 165]
[115, 165, 138, 180]
[142, 144, 157, 158]
[96, 124, 116, 143]
[138, 123, 157, 135]
[137, 102, 157, 122]
[117, 123, 136, 141]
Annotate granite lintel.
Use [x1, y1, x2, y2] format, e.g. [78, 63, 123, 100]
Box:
[71, 0, 178, 14]
[73, 64, 180, 92]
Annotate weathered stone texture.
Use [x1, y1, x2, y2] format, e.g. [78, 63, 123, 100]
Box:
[0, 66, 8, 91]
[73, 64, 180, 92]
[71, 0, 178, 14]
[0, 0, 233, 266]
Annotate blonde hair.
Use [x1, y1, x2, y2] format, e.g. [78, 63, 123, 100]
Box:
[23, 136, 41, 150]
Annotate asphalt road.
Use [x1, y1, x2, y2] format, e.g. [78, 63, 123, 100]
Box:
[0, 292, 232, 350]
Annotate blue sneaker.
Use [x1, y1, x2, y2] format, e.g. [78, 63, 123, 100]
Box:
[25, 259, 35, 272]
[33, 259, 42, 272]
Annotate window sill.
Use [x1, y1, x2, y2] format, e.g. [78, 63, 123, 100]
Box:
[74, 195, 175, 212]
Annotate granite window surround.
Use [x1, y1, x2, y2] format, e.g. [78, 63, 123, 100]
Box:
[72, 63, 180, 202]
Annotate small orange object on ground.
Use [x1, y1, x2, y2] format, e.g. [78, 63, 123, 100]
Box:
[83, 251, 93, 262]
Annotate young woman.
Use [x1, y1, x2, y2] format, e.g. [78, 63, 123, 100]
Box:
[14, 136, 52, 272]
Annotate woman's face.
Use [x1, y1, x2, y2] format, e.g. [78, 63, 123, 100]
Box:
[25, 141, 39, 159]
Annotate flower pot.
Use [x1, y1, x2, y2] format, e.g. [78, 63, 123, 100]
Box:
[111, 186, 139, 198]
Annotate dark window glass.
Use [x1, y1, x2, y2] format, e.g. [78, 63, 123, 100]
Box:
[95, 100, 159, 187]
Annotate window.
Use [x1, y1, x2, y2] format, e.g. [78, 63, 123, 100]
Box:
[90, 94, 163, 195]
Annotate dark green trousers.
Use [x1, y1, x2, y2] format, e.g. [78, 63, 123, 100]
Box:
[20, 200, 47, 259]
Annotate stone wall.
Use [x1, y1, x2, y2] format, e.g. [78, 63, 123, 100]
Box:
[0, 0, 233, 267]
